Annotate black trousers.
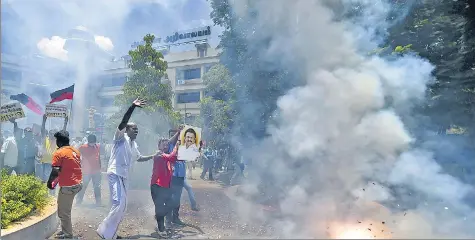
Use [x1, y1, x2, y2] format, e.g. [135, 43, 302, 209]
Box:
[150, 184, 173, 221]
[201, 164, 214, 180]
[166, 177, 184, 222]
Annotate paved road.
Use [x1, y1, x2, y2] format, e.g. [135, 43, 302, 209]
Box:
[50, 168, 273, 239]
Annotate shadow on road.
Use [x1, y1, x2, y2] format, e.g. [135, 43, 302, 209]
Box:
[127, 226, 205, 239]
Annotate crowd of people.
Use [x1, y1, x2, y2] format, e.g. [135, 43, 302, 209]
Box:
[0, 98, 236, 239]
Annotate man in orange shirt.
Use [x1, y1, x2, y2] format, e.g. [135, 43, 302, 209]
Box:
[47, 130, 83, 239]
[76, 134, 102, 206]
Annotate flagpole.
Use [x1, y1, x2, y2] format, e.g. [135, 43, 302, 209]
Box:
[69, 99, 73, 133]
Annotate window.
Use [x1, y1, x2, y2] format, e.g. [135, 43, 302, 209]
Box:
[197, 48, 207, 58]
[176, 67, 202, 84]
[176, 92, 201, 104]
[183, 68, 201, 80]
[100, 97, 115, 107]
[101, 75, 127, 87]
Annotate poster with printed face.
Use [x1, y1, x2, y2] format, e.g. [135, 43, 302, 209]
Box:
[0, 102, 25, 122]
[45, 104, 68, 118]
[177, 125, 202, 162]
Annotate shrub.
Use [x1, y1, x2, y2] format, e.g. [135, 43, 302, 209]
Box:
[1, 169, 50, 228]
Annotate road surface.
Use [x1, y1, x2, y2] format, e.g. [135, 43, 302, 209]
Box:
[49, 168, 274, 239]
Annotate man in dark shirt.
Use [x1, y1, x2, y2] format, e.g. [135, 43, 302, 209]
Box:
[11, 119, 38, 175]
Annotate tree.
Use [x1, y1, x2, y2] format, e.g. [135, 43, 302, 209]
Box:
[209, 0, 302, 143]
[200, 64, 235, 150]
[116, 34, 173, 111]
[105, 34, 180, 144]
[385, 0, 474, 134]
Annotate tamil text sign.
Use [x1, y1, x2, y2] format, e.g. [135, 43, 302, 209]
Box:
[131, 26, 211, 48]
[164, 26, 211, 44]
[1, 102, 25, 122]
[45, 104, 68, 118]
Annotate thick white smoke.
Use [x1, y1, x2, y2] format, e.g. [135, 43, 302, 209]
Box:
[229, 0, 473, 238]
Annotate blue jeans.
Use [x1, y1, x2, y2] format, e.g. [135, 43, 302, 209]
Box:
[183, 179, 197, 209]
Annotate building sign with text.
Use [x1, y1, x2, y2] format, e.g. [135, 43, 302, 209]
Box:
[131, 26, 211, 48]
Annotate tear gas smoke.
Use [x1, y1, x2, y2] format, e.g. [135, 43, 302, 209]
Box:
[1, 0, 218, 231]
[225, 0, 473, 238]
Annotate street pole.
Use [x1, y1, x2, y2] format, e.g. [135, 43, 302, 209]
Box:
[184, 103, 187, 125]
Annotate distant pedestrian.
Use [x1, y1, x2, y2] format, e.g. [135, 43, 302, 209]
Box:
[76, 134, 102, 206]
[0, 131, 18, 174]
[11, 119, 38, 175]
[200, 148, 214, 181]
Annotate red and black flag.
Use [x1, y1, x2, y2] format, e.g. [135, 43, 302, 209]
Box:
[50, 84, 74, 104]
[10, 93, 44, 115]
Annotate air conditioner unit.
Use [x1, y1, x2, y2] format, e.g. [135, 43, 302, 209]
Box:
[177, 80, 185, 85]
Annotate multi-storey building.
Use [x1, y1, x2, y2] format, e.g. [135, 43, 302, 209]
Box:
[98, 26, 220, 121]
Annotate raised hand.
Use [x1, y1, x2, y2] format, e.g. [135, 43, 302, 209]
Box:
[132, 98, 147, 108]
[178, 124, 185, 131]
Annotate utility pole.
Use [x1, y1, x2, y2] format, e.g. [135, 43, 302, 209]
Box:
[184, 103, 187, 124]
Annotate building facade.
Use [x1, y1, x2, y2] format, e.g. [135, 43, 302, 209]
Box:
[98, 44, 220, 120]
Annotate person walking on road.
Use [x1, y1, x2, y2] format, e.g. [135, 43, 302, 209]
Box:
[47, 130, 83, 239]
[76, 134, 102, 206]
[200, 148, 214, 181]
[96, 98, 156, 239]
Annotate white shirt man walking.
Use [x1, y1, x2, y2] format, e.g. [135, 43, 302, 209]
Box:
[96, 98, 156, 239]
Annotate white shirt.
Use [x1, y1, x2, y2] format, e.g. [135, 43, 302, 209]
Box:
[107, 128, 141, 178]
[1, 137, 18, 167]
[177, 144, 200, 162]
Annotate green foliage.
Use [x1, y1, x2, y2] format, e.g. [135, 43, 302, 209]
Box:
[128, 34, 168, 72]
[202, 64, 235, 101]
[393, 44, 413, 54]
[387, 0, 475, 134]
[199, 64, 236, 149]
[115, 34, 172, 111]
[108, 33, 181, 142]
[1, 170, 50, 228]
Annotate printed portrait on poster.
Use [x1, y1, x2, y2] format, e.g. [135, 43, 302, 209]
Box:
[177, 125, 202, 162]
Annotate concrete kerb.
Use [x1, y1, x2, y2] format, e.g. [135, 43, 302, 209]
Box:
[1, 199, 58, 240]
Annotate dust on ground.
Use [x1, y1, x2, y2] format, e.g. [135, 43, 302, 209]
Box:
[49, 168, 274, 239]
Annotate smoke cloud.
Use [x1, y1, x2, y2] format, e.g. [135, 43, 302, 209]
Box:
[2, 0, 218, 128]
[1, 0, 220, 233]
[226, 0, 473, 238]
